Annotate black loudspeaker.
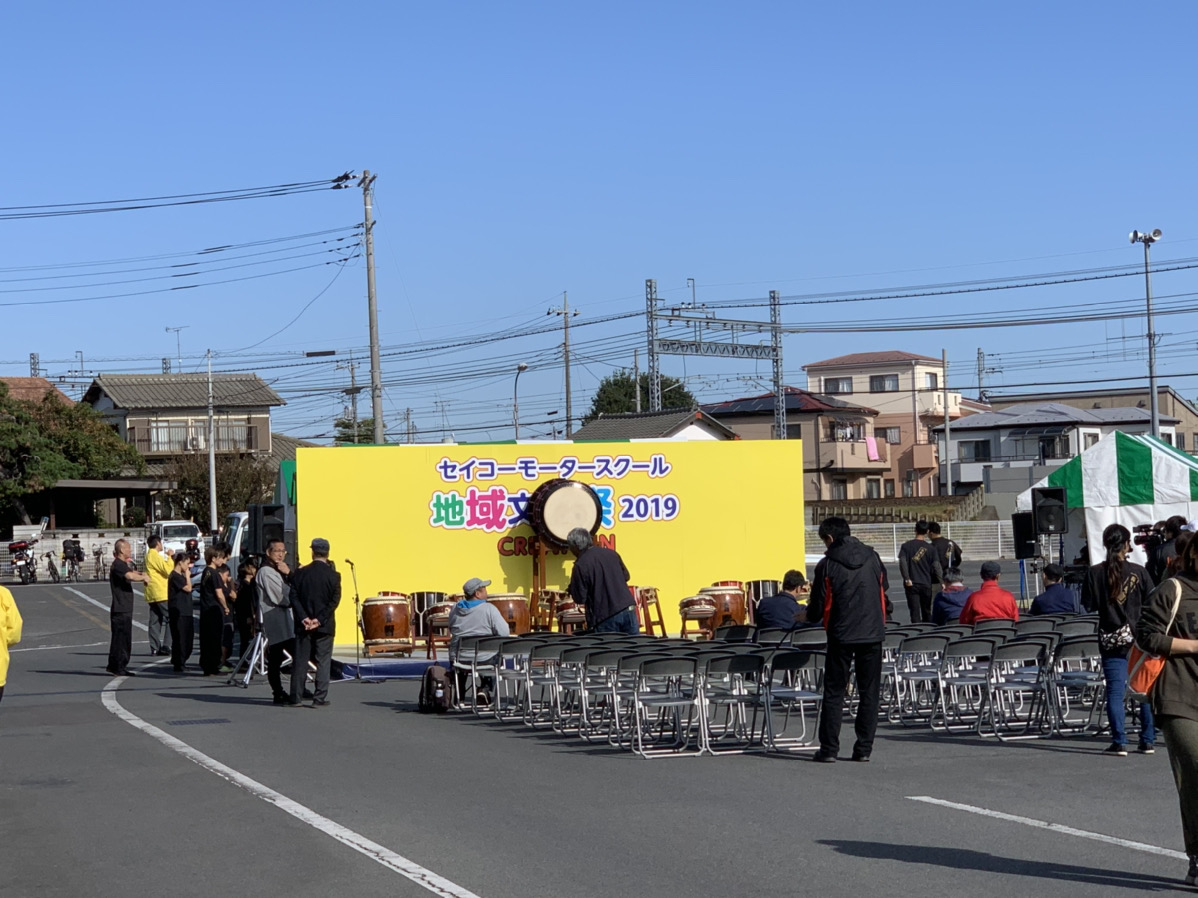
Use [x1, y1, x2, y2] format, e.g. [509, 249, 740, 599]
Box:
[247, 504, 285, 557]
[1012, 512, 1038, 559]
[1031, 486, 1068, 534]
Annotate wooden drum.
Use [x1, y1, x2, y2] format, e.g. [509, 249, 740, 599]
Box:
[361, 595, 414, 655]
[488, 593, 531, 635]
[528, 478, 602, 549]
[679, 596, 717, 618]
[698, 585, 747, 631]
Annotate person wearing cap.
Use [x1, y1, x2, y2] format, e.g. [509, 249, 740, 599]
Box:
[448, 578, 510, 703]
[755, 570, 809, 631]
[1029, 564, 1079, 616]
[931, 568, 973, 625]
[566, 528, 637, 634]
[959, 561, 1019, 625]
[288, 537, 341, 707]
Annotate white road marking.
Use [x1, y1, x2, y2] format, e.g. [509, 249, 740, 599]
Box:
[100, 683, 485, 898]
[65, 586, 148, 632]
[908, 795, 1186, 860]
[11, 641, 108, 652]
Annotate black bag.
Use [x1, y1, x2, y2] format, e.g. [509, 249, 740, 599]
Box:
[418, 665, 454, 713]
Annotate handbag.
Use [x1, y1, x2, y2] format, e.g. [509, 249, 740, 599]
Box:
[1127, 579, 1183, 702]
[1098, 623, 1134, 652]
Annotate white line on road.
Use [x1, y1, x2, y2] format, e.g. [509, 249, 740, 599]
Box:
[908, 795, 1186, 860]
[65, 586, 148, 632]
[11, 641, 108, 652]
[100, 683, 485, 898]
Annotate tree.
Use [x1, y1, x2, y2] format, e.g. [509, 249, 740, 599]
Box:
[165, 452, 276, 530]
[334, 415, 375, 445]
[0, 386, 143, 524]
[582, 371, 697, 424]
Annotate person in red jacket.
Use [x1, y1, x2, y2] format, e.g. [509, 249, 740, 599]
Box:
[959, 561, 1019, 624]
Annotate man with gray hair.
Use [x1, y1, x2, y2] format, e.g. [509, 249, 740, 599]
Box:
[566, 528, 636, 634]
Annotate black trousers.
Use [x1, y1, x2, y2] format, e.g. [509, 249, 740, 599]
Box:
[904, 584, 933, 624]
[290, 630, 333, 703]
[198, 606, 224, 675]
[169, 606, 194, 670]
[107, 610, 133, 673]
[267, 639, 294, 699]
[817, 639, 884, 758]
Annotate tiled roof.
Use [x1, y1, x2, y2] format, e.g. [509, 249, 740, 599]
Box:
[939, 402, 1176, 431]
[270, 432, 318, 465]
[702, 386, 878, 417]
[83, 374, 283, 410]
[571, 409, 737, 441]
[803, 350, 940, 369]
[0, 377, 72, 404]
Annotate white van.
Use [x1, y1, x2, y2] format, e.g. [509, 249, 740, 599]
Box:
[149, 520, 204, 556]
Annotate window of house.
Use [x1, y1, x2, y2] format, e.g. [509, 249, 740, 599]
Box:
[902, 479, 914, 498]
[868, 374, 900, 392]
[823, 376, 852, 395]
[1179, 433, 1187, 451]
[882, 427, 902, 444]
[959, 439, 992, 462]
[1039, 434, 1070, 460]
[770, 423, 802, 440]
[831, 478, 848, 500]
[827, 421, 864, 441]
[884, 478, 895, 498]
[925, 372, 938, 391]
[1083, 432, 1100, 450]
[865, 478, 881, 499]
[1162, 433, 1174, 446]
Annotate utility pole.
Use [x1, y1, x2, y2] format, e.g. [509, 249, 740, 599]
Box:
[404, 408, 414, 444]
[943, 348, 953, 498]
[207, 349, 218, 533]
[360, 170, 385, 444]
[646, 279, 661, 411]
[770, 290, 786, 440]
[634, 349, 641, 413]
[549, 292, 578, 437]
[337, 353, 361, 444]
[977, 349, 986, 402]
[29, 353, 38, 377]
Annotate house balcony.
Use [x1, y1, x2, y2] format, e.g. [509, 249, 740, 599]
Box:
[127, 423, 263, 456]
[910, 442, 938, 469]
[818, 438, 890, 471]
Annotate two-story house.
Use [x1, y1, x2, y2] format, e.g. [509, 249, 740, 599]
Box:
[933, 402, 1175, 517]
[701, 387, 889, 500]
[82, 374, 284, 461]
[803, 351, 975, 498]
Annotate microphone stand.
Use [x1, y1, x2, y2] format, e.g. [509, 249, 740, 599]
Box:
[345, 559, 379, 683]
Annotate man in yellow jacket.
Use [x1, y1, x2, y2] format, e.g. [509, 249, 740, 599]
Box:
[1, 584, 22, 703]
[144, 536, 174, 657]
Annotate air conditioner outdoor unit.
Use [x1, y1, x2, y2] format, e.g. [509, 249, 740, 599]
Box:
[188, 436, 200, 450]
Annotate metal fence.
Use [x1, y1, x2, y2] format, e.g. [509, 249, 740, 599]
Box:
[804, 520, 1014, 562]
[3, 535, 148, 585]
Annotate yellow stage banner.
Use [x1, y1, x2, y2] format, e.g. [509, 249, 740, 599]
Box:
[296, 439, 804, 646]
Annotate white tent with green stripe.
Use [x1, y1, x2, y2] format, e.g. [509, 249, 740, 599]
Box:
[1016, 431, 1198, 566]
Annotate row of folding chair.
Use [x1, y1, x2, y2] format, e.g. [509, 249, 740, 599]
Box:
[450, 632, 830, 759]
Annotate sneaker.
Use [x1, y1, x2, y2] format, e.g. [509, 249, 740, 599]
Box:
[218, 665, 234, 673]
[475, 691, 492, 706]
[1138, 743, 1155, 754]
[1186, 855, 1198, 886]
[1103, 743, 1128, 757]
[851, 752, 871, 763]
[812, 750, 837, 763]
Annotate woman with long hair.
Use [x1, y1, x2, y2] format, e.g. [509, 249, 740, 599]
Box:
[1081, 523, 1155, 756]
[1137, 530, 1198, 887]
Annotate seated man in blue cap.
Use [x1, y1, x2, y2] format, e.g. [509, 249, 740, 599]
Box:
[448, 577, 510, 705]
[755, 570, 809, 631]
[1029, 564, 1079, 616]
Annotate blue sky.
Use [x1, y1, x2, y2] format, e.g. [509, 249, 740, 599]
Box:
[2, 2, 1196, 441]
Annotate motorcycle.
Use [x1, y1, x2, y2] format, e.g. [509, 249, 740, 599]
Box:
[8, 539, 39, 585]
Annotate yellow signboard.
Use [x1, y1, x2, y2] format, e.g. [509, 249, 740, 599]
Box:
[296, 439, 804, 646]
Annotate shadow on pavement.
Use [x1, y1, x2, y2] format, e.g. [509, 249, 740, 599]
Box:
[818, 840, 1182, 890]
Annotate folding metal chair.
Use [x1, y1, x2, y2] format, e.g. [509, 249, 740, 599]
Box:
[630, 655, 704, 758]
[931, 637, 998, 733]
[978, 640, 1051, 740]
[762, 648, 826, 752]
[699, 652, 767, 755]
[890, 634, 951, 725]
[1047, 635, 1105, 736]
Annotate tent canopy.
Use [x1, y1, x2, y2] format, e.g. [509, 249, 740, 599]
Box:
[1016, 432, 1198, 566]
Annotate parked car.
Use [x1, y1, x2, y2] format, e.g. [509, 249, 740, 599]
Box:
[148, 520, 204, 557]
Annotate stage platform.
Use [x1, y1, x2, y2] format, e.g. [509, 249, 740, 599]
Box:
[333, 653, 448, 680]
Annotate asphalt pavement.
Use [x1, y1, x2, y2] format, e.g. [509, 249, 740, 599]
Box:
[1, 578, 1191, 898]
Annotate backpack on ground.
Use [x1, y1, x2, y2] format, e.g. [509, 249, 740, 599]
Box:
[418, 664, 454, 713]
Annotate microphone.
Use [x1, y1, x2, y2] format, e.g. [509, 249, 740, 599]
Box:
[345, 558, 355, 567]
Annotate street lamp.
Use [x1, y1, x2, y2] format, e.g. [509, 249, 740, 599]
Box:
[1130, 229, 1163, 438]
[513, 363, 529, 439]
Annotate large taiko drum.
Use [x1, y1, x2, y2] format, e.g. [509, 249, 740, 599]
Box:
[361, 595, 413, 655]
[409, 591, 450, 636]
[698, 586, 747, 631]
[528, 478, 602, 549]
[488, 593, 531, 635]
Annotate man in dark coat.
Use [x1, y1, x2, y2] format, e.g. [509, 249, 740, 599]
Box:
[288, 537, 341, 707]
[898, 520, 943, 624]
[807, 516, 889, 763]
[755, 569, 808, 631]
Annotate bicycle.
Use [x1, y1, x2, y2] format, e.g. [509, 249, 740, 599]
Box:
[65, 555, 82, 582]
[93, 544, 110, 581]
[43, 551, 61, 583]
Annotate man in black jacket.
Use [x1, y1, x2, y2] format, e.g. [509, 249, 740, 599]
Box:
[928, 522, 962, 585]
[288, 537, 341, 707]
[567, 528, 637, 634]
[807, 516, 889, 763]
[898, 520, 943, 624]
